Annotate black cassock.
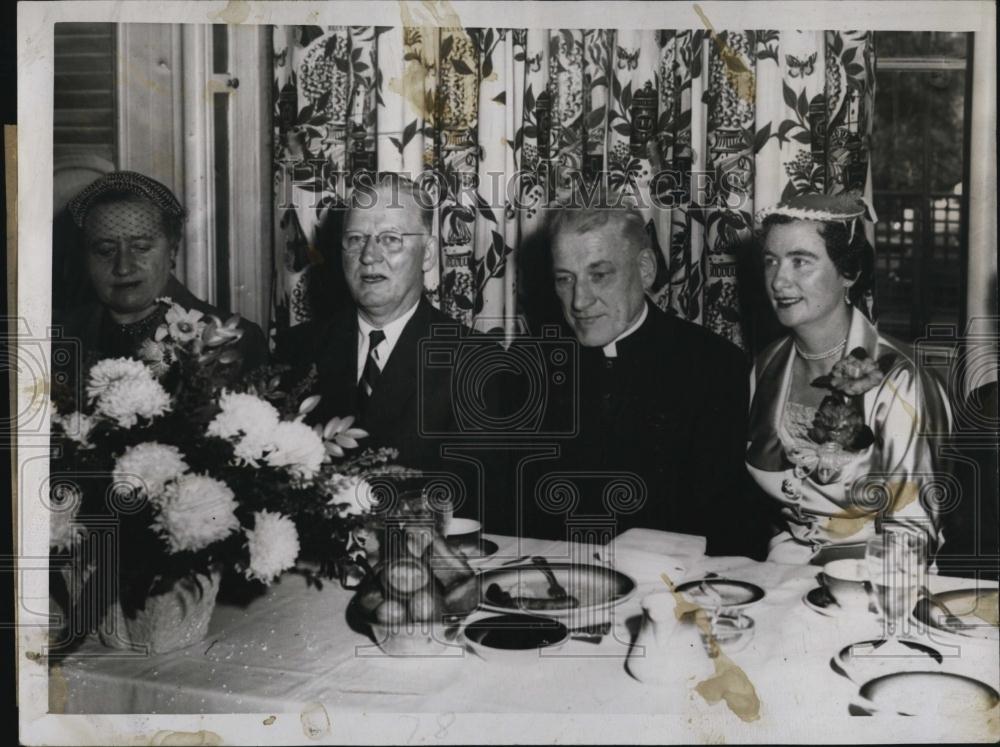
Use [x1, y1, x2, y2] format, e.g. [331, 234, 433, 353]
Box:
[516, 301, 774, 559]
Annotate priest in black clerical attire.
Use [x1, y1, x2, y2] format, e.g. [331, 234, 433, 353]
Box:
[519, 205, 774, 559]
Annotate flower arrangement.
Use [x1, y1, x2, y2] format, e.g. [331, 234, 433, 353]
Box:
[49, 300, 407, 643]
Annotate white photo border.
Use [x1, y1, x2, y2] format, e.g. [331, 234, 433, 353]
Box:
[17, 2, 998, 744]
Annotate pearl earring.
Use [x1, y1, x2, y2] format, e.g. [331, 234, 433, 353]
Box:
[844, 287, 852, 306]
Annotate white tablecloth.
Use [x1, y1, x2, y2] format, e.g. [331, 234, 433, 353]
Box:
[49, 531, 1000, 742]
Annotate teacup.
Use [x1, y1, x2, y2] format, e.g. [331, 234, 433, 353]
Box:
[445, 518, 482, 554]
[819, 559, 871, 610]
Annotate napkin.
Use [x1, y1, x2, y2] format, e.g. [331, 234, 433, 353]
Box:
[600, 528, 707, 586]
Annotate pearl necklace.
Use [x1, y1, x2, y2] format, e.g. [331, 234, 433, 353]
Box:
[794, 337, 847, 361]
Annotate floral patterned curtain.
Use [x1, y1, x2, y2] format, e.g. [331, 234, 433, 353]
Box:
[271, 27, 875, 349]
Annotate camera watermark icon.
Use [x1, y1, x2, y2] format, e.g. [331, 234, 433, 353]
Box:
[18, 455, 170, 656]
[418, 323, 579, 438]
[2, 317, 84, 444]
[913, 317, 999, 438]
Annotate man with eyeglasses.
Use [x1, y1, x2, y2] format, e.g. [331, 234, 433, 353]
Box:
[278, 174, 493, 522]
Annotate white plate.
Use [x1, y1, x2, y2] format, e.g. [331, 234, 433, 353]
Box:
[477, 562, 636, 625]
[914, 589, 999, 641]
[851, 670, 1000, 716]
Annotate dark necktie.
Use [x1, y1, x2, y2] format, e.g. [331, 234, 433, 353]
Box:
[358, 329, 386, 409]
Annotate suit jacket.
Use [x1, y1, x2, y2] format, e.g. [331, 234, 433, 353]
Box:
[278, 297, 502, 525]
[519, 301, 773, 558]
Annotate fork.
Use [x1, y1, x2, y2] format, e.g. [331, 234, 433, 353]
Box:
[499, 555, 532, 567]
[531, 556, 573, 601]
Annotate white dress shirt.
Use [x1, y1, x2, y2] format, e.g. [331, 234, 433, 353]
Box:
[601, 302, 648, 358]
[356, 301, 421, 383]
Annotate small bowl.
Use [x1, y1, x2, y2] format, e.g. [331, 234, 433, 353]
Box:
[462, 613, 569, 659]
[366, 618, 464, 657]
[819, 559, 871, 610]
[347, 593, 464, 658]
[446, 518, 482, 547]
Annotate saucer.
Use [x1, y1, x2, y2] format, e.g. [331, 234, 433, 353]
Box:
[450, 538, 500, 563]
[830, 637, 944, 683]
[674, 578, 765, 609]
[802, 586, 840, 617]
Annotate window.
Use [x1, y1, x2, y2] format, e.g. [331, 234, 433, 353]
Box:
[871, 32, 972, 342]
[54, 23, 117, 164]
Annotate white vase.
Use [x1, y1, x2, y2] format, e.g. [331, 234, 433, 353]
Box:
[99, 569, 221, 654]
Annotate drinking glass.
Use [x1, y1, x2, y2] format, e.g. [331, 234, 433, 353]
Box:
[699, 610, 756, 655]
[865, 526, 927, 639]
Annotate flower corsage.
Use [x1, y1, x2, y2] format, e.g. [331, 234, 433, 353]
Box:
[785, 347, 896, 486]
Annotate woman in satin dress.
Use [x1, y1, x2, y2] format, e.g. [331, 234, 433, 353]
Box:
[746, 193, 953, 563]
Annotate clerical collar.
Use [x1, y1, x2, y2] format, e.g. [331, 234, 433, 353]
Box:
[602, 303, 648, 358]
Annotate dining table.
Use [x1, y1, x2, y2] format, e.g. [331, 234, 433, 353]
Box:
[46, 528, 1000, 744]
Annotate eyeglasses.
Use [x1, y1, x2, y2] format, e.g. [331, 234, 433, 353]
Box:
[341, 230, 425, 254]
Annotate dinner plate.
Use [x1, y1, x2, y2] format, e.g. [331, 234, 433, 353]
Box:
[851, 670, 1000, 716]
[914, 589, 999, 641]
[477, 562, 636, 623]
[674, 578, 765, 609]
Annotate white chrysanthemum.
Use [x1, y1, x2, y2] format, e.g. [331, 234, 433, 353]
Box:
[326, 474, 375, 516]
[152, 474, 240, 553]
[206, 391, 281, 465]
[264, 420, 326, 480]
[86, 358, 171, 428]
[244, 510, 300, 584]
[112, 442, 189, 505]
[52, 410, 97, 448]
[87, 357, 148, 399]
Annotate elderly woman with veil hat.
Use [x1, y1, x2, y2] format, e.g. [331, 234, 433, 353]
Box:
[54, 171, 268, 392]
[746, 193, 954, 564]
